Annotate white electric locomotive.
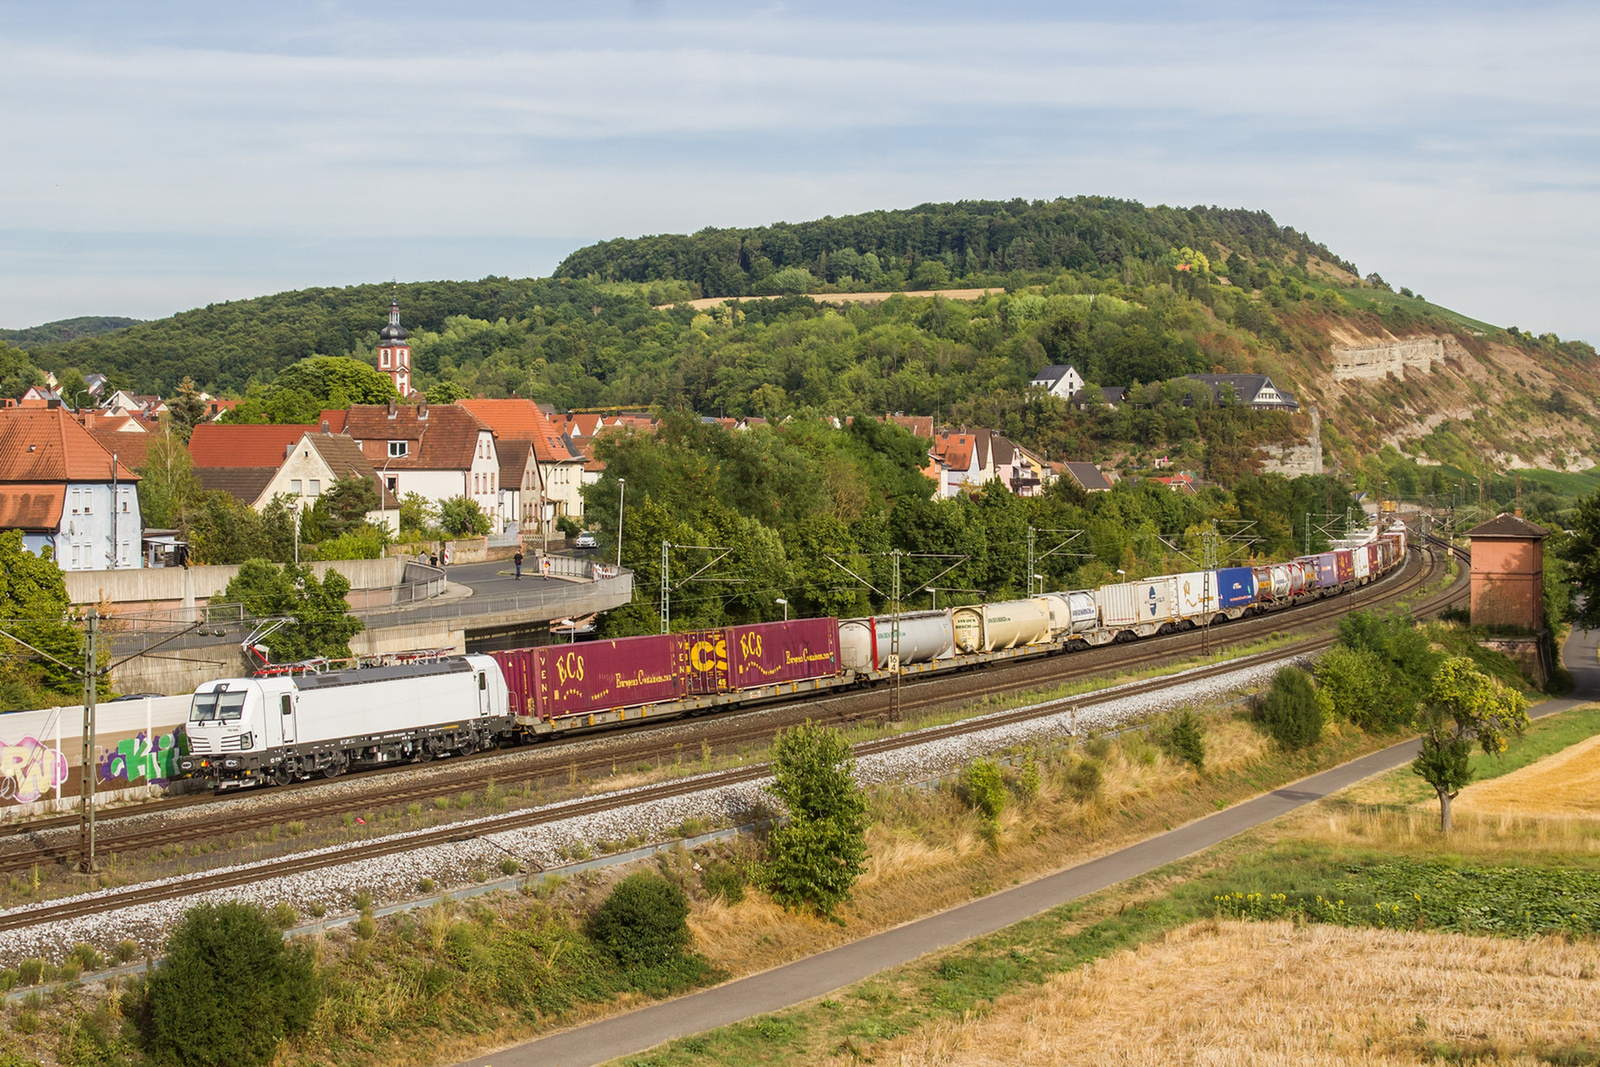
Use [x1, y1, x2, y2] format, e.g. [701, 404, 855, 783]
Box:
[177, 655, 514, 787]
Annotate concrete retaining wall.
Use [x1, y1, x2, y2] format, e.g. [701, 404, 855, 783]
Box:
[66, 557, 405, 610]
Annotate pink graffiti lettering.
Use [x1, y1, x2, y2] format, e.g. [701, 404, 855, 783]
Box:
[0, 736, 69, 804]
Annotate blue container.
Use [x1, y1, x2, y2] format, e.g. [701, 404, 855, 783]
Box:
[1215, 567, 1257, 608]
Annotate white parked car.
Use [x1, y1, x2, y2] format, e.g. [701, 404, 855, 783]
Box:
[574, 531, 598, 549]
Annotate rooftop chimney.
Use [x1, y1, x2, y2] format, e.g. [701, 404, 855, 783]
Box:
[387, 398, 398, 419]
[417, 398, 429, 420]
[320, 420, 330, 433]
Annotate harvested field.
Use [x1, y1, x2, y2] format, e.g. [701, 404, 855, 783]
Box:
[827, 920, 1600, 1066]
[1455, 733, 1600, 819]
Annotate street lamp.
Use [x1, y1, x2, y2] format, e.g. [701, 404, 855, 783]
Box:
[775, 597, 788, 621]
[616, 478, 626, 568]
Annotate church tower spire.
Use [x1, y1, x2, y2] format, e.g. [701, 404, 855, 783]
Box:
[377, 288, 411, 397]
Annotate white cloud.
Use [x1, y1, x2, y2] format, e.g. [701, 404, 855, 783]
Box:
[1, 2, 1597, 339]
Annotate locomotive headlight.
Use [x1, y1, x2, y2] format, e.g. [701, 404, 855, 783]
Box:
[240, 732, 253, 749]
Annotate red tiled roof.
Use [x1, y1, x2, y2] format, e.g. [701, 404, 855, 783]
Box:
[0, 409, 139, 482]
[189, 423, 317, 468]
[456, 398, 578, 464]
[0, 484, 65, 530]
[339, 404, 489, 470]
[88, 430, 152, 472]
[884, 414, 934, 438]
[318, 409, 349, 433]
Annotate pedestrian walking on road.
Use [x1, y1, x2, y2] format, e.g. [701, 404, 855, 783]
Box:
[429, 553, 438, 568]
[513, 551, 524, 579]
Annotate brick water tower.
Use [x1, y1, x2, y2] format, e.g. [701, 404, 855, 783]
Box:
[1465, 513, 1549, 630]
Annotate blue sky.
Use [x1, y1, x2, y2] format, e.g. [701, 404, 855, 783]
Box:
[3, 2, 1597, 341]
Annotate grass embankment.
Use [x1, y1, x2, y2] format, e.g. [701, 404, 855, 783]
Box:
[0, 674, 1405, 1065]
[613, 704, 1600, 1067]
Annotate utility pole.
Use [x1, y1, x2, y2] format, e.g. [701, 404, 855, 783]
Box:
[78, 610, 98, 873]
[660, 540, 670, 634]
[890, 550, 902, 723]
[1026, 526, 1036, 596]
[1201, 525, 1217, 656]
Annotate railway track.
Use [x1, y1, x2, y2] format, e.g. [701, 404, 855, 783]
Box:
[0, 546, 1465, 930]
[0, 547, 1461, 876]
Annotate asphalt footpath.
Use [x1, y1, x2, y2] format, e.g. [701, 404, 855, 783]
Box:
[457, 628, 1600, 1067]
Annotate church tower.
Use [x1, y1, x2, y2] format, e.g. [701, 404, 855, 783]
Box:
[377, 295, 412, 397]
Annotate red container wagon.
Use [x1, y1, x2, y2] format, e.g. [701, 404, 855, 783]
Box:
[728, 619, 841, 689]
[1334, 549, 1355, 584]
[496, 634, 687, 725]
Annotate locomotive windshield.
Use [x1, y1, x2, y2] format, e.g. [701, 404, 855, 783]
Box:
[190, 690, 247, 722]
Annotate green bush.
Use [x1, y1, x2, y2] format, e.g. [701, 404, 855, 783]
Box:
[763, 721, 868, 916]
[701, 860, 747, 904]
[586, 873, 691, 968]
[556, 515, 583, 538]
[141, 901, 318, 1067]
[1160, 710, 1207, 769]
[963, 759, 1007, 821]
[1257, 667, 1323, 749]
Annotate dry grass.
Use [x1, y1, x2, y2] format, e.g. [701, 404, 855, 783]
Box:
[685, 712, 1313, 977]
[825, 920, 1600, 1066]
[1287, 804, 1600, 860]
[1456, 733, 1600, 819]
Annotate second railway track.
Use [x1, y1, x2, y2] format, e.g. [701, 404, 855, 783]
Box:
[0, 546, 1466, 931]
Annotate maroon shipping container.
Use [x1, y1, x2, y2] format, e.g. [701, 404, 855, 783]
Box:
[489, 648, 539, 719]
[682, 629, 730, 695]
[1334, 549, 1355, 584]
[728, 619, 841, 690]
[535, 634, 686, 720]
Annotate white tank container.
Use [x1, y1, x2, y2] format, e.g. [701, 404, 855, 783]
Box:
[1066, 591, 1099, 633]
[1175, 571, 1220, 620]
[1269, 564, 1291, 598]
[838, 610, 955, 671]
[952, 599, 1052, 653]
[1039, 592, 1073, 635]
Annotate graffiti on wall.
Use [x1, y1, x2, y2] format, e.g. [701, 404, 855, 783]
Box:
[98, 730, 181, 786]
[0, 736, 70, 804]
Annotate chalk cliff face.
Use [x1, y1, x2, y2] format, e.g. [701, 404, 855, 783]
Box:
[1328, 332, 1470, 383]
[1274, 317, 1600, 475]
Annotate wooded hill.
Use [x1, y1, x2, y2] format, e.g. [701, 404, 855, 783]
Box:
[17, 196, 1600, 504]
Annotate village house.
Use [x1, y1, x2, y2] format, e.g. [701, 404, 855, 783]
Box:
[325, 401, 500, 523]
[188, 423, 398, 529]
[0, 407, 143, 570]
[456, 398, 588, 537]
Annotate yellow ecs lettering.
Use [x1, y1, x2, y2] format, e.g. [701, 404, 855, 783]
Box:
[556, 652, 585, 685]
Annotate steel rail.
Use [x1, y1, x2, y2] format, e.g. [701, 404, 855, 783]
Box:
[0, 547, 1463, 931]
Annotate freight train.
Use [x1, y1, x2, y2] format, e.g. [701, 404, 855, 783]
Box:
[177, 525, 1407, 786]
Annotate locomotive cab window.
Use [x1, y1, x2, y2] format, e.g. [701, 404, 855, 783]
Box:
[191, 691, 247, 722]
[281, 695, 292, 715]
[478, 672, 486, 690]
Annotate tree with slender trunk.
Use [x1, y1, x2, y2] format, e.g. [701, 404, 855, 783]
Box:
[1412, 657, 1529, 832]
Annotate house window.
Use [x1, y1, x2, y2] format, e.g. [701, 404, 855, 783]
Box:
[82, 491, 91, 515]
[309, 480, 321, 496]
[290, 479, 302, 495]
[388, 440, 408, 458]
[386, 476, 398, 492]
[490, 473, 496, 493]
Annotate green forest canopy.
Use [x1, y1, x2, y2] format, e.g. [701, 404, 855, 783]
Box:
[20, 196, 1598, 493]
